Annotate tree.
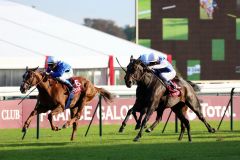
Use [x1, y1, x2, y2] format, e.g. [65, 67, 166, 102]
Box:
[123, 25, 135, 42]
[84, 18, 126, 39]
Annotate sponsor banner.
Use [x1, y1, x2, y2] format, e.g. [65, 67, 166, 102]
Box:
[0, 96, 239, 128]
[0, 100, 22, 128]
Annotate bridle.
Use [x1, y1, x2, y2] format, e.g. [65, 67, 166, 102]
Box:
[127, 61, 148, 83]
[22, 70, 45, 89]
[127, 60, 166, 88]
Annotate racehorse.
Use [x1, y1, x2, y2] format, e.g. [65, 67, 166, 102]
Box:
[20, 67, 114, 140]
[123, 56, 215, 142]
[118, 80, 201, 139]
[119, 83, 189, 141]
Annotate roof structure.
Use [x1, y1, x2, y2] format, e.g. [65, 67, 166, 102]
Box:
[0, 0, 166, 69]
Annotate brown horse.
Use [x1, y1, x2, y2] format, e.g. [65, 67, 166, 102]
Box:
[20, 67, 114, 140]
[123, 57, 215, 142]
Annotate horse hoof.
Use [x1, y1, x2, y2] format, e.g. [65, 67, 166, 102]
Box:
[135, 125, 140, 130]
[145, 128, 152, 133]
[22, 127, 27, 133]
[211, 128, 216, 133]
[209, 128, 216, 133]
[119, 127, 124, 133]
[133, 137, 140, 142]
[54, 127, 61, 131]
[62, 124, 67, 129]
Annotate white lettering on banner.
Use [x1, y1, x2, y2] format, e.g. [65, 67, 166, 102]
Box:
[96, 105, 133, 120]
[37, 105, 137, 122]
[39, 106, 93, 122]
[1, 110, 20, 120]
[187, 103, 236, 120]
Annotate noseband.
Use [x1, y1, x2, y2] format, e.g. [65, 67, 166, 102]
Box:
[128, 62, 148, 82]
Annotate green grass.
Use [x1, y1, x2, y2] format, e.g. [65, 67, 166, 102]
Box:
[0, 121, 240, 160]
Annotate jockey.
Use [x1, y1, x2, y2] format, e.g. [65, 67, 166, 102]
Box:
[45, 56, 73, 92]
[200, 0, 217, 18]
[139, 53, 178, 91]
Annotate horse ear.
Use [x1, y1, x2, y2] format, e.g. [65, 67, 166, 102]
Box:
[130, 55, 134, 62]
[32, 66, 39, 71]
[26, 66, 28, 70]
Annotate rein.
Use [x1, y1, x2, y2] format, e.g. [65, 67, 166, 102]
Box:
[141, 62, 167, 88]
[132, 61, 167, 88]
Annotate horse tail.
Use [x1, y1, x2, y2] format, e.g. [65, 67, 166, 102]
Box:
[187, 80, 200, 92]
[95, 87, 114, 103]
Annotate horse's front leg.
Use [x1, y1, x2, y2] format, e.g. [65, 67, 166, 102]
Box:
[135, 112, 144, 130]
[48, 105, 63, 131]
[134, 109, 154, 142]
[146, 106, 165, 133]
[22, 109, 37, 133]
[119, 107, 135, 132]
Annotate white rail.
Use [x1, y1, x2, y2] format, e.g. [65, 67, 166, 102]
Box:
[1, 82, 240, 98]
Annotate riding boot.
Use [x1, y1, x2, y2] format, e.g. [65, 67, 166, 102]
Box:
[164, 80, 178, 91]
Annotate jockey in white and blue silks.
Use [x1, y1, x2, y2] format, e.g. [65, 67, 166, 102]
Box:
[200, 0, 218, 18]
[139, 52, 178, 90]
[46, 56, 74, 92]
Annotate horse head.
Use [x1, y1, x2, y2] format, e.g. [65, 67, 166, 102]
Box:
[20, 66, 41, 94]
[124, 56, 147, 88]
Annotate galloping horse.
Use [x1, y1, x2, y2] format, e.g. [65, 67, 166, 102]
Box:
[119, 83, 189, 140]
[20, 67, 113, 140]
[123, 57, 215, 142]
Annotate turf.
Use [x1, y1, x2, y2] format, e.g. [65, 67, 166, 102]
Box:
[0, 121, 240, 160]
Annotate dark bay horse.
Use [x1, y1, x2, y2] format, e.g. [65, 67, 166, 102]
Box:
[123, 57, 215, 142]
[20, 67, 114, 140]
[119, 83, 189, 141]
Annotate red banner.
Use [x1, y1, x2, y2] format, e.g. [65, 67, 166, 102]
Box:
[0, 96, 240, 129]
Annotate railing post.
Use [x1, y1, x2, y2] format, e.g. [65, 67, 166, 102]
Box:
[37, 113, 40, 139]
[230, 88, 235, 131]
[175, 114, 178, 133]
[99, 95, 102, 139]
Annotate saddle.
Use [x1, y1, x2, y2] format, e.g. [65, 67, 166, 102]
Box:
[167, 80, 181, 97]
[69, 78, 82, 94]
[63, 78, 82, 110]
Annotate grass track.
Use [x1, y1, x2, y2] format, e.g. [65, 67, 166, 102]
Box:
[0, 121, 240, 160]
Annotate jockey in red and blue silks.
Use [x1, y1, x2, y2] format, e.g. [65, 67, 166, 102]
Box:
[139, 52, 178, 91]
[46, 56, 74, 92]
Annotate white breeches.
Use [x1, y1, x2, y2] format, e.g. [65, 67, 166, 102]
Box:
[58, 69, 73, 81]
[159, 70, 176, 82]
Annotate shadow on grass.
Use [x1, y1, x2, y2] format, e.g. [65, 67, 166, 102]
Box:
[1, 140, 240, 160]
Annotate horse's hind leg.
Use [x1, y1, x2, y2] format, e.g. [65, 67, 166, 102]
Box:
[178, 106, 188, 141]
[135, 111, 144, 130]
[70, 108, 78, 141]
[172, 104, 191, 142]
[186, 99, 215, 133]
[178, 121, 186, 141]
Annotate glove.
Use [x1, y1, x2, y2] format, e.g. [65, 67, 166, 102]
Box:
[44, 72, 50, 76]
